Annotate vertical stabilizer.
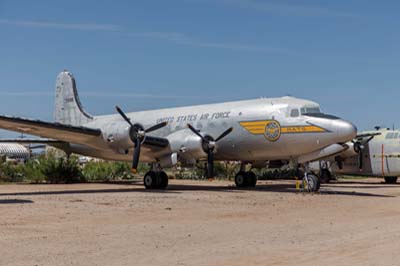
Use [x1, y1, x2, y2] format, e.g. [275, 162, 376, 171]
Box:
[54, 71, 93, 126]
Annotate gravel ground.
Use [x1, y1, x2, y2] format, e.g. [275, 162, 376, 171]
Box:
[1, 178, 400, 266]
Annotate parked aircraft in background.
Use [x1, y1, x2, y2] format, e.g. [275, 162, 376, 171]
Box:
[318, 128, 400, 184]
[0, 71, 357, 191]
[0, 143, 30, 161]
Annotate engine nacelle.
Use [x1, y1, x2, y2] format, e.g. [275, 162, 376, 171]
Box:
[101, 121, 134, 153]
[339, 142, 359, 158]
[166, 129, 207, 163]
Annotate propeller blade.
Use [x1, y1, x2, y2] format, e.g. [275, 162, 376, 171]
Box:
[187, 124, 208, 143]
[115, 106, 133, 126]
[145, 121, 168, 133]
[215, 127, 233, 142]
[131, 138, 141, 173]
[358, 151, 363, 170]
[207, 150, 214, 178]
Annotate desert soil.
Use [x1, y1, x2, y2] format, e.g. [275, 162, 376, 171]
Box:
[1, 178, 400, 266]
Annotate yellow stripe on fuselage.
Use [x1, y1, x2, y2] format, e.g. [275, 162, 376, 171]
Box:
[239, 121, 269, 134]
[240, 120, 326, 135]
[281, 125, 326, 133]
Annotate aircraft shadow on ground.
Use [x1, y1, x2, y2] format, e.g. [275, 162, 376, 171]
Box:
[165, 183, 394, 198]
[0, 182, 392, 198]
[0, 199, 34, 204]
[324, 180, 400, 189]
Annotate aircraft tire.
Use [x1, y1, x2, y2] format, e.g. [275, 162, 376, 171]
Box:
[158, 171, 169, 189]
[246, 171, 257, 187]
[305, 174, 319, 192]
[235, 171, 248, 188]
[144, 171, 157, 189]
[384, 176, 398, 184]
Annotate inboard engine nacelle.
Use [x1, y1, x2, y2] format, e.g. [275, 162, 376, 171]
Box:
[102, 122, 134, 153]
[167, 129, 208, 162]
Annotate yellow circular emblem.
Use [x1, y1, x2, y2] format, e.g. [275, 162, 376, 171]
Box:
[264, 120, 281, 142]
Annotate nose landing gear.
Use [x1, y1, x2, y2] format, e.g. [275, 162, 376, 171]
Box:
[299, 162, 321, 192]
[301, 172, 320, 192]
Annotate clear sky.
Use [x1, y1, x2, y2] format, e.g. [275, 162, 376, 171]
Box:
[0, 0, 399, 137]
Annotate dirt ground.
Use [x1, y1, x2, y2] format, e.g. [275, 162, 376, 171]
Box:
[1, 178, 400, 266]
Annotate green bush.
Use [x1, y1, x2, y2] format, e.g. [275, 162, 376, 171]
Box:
[0, 161, 25, 182]
[41, 155, 85, 184]
[82, 161, 133, 182]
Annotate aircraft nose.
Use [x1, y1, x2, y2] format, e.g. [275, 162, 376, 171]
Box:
[334, 119, 357, 142]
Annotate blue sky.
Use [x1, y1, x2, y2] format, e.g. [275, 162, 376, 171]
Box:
[0, 0, 399, 137]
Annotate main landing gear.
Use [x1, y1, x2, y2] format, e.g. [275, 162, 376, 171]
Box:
[234, 164, 257, 188]
[234, 171, 257, 188]
[143, 164, 169, 189]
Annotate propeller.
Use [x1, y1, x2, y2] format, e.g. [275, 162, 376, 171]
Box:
[352, 135, 375, 170]
[115, 106, 168, 173]
[186, 124, 233, 178]
[353, 141, 364, 169]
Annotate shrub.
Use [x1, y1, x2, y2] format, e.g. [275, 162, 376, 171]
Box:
[82, 161, 133, 182]
[41, 155, 85, 184]
[0, 161, 25, 182]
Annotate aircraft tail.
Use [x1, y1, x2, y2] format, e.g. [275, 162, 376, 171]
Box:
[54, 70, 93, 126]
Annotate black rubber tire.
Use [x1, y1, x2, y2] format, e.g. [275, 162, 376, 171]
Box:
[158, 171, 169, 189]
[246, 171, 257, 187]
[143, 171, 157, 189]
[319, 169, 331, 183]
[384, 176, 398, 184]
[235, 171, 248, 188]
[305, 174, 319, 192]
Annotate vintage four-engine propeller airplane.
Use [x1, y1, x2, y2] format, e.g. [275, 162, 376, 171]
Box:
[0, 71, 357, 190]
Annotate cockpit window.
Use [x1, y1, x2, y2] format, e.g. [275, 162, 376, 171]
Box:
[290, 109, 300, 117]
[300, 107, 321, 114]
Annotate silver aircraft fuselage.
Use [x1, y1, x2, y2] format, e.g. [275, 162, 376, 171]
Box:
[66, 96, 356, 165]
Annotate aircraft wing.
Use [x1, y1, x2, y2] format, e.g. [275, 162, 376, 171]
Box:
[0, 115, 102, 146]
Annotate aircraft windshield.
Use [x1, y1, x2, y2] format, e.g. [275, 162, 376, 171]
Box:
[300, 107, 321, 115]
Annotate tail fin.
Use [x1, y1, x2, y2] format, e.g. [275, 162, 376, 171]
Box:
[54, 70, 93, 126]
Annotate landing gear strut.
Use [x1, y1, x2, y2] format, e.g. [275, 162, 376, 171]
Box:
[319, 169, 332, 184]
[319, 161, 332, 183]
[143, 164, 169, 189]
